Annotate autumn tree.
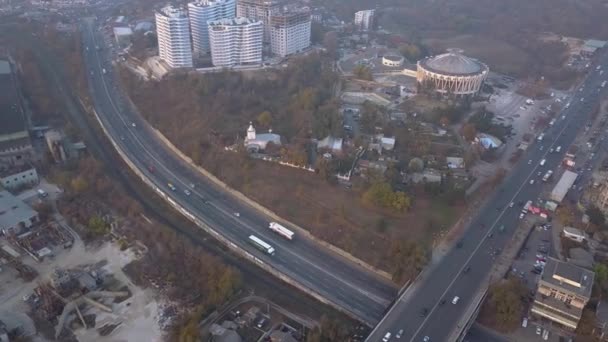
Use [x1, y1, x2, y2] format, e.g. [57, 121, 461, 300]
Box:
[353, 65, 373, 81]
[257, 110, 272, 128]
[586, 205, 606, 227]
[480, 279, 527, 332]
[388, 240, 428, 284]
[399, 43, 422, 61]
[362, 182, 411, 212]
[462, 123, 477, 142]
[408, 158, 424, 172]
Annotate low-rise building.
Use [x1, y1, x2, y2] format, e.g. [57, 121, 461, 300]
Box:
[0, 165, 38, 190]
[244, 123, 281, 152]
[563, 226, 587, 243]
[113, 27, 133, 47]
[531, 257, 594, 330]
[0, 190, 39, 235]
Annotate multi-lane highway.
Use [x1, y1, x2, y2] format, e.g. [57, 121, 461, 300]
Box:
[79, 18, 396, 324]
[368, 52, 608, 341]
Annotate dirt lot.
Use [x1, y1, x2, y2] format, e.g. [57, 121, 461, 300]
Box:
[217, 151, 462, 267]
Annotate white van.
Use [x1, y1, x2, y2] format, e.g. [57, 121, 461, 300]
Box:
[522, 317, 528, 328]
[540, 159, 546, 166]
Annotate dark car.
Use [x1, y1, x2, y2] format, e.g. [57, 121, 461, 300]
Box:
[439, 299, 446, 305]
[463, 266, 471, 274]
[420, 308, 429, 317]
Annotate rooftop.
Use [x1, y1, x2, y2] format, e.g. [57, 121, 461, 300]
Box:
[540, 257, 594, 299]
[585, 39, 607, 49]
[420, 49, 487, 76]
[0, 190, 37, 230]
[157, 5, 188, 18]
[113, 27, 133, 36]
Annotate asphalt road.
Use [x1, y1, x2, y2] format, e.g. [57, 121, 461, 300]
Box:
[367, 53, 608, 341]
[79, 18, 397, 324]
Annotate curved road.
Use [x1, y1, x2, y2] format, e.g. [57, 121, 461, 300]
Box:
[80, 18, 396, 324]
[368, 52, 608, 341]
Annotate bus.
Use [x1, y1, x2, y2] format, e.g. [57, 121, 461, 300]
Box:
[268, 222, 295, 240]
[248, 235, 275, 255]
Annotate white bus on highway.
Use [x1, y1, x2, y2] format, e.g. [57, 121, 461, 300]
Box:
[268, 222, 295, 240]
[249, 235, 275, 255]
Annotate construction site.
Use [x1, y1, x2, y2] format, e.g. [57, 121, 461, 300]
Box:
[24, 263, 131, 340]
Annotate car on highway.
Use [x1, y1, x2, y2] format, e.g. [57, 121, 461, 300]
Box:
[540, 159, 546, 166]
[189, 183, 195, 188]
[529, 179, 535, 185]
[519, 213, 525, 219]
[463, 266, 471, 274]
[528, 159, 532, 164]
[509, 202, 514, 208]
[382, 332, 391, 342]
[395, 329, 403, 339]
[147, 165, 155, 173]
[184, 189, 191, 196]
[131, 122, 136, 127]
[423, 337, 430, 342]
[168, 183, 176, 191]
[536, 326, 542, 335]
[452, 296, 460, 304]
[234, 212, 240, 217]
[419, 308, 429, 317]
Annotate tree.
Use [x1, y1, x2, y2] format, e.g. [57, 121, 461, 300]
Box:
[322, 31, 338, 60]
[360, 101, 385, 133]
[399, 43, 422, 61]
[462, 123, 477, 142]
[388, 240, 428, 284]
[481, 279, 527, 332]
[87, 216, 109, 236]
[362, 182, 411, 212]
[408, 157, 424, 172]
[594, 263, 608, 294]
[586, 205, 606, 227]
[353, 65, 373, 81]
[257, 110, 272, 128]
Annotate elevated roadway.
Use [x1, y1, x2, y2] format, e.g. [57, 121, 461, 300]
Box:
[80, 18, 396, 324]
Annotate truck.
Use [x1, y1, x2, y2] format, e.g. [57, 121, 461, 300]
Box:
[268, 222, 295, 240]
[550, 170, 578, 203]
[565, 145, 578, 159]
[522, 200, 533, 214]
[542, 170, 554, 182]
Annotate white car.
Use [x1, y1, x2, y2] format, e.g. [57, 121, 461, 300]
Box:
[536, 326, 542, 335]
[423, 337, 430, 342]
[131, 122, 136, 127]
[184, 189, 191, 196]
[452, 296, 460, 304]
[529, 179, 535, 185]
[519, 213, 525, 219]
[382, 332, 391, 342]
[234, 212, 240, 217]
[509, 202, 514, 208]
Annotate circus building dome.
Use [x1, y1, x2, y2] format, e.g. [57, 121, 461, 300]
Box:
[416, 49, 489, 96]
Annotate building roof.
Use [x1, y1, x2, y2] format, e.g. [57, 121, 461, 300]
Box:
[422, 50, 485, 75]
[113, 27, 133, 36]
[318, 136, 343, 151]
[134, 21, 154, 32]
[0, 62, 27, 137]
[476, 133, 502, 149]
[446, 156, 465, 169]
[540, 257, 594, 299]
[380, 136, 395, 150]
[585, 39, 607, 49]
[0, 60, 10, 74]
[0, 190, 37, 230]
[563, 226, 586, 239]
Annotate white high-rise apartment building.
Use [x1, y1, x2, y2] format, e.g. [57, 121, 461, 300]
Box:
[269, 10, 311, 57]
[155, 5, 193, 68]
[236, 0, 281, 42]
[208, 17, 263, 67]
[188, 0, 236, 55]
[354, 9, 374, 31]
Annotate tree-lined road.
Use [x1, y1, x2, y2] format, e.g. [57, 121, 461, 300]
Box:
[80, 18, 397, 324]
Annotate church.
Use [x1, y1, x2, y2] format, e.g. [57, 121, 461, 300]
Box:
[243, 122, 282, 153]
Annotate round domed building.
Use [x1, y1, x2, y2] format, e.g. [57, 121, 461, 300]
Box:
[416, 49, 489, 96]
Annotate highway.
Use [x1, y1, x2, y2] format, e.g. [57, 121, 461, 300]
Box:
[79, 18, 397, 324]
[367, 53, 608, 341]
